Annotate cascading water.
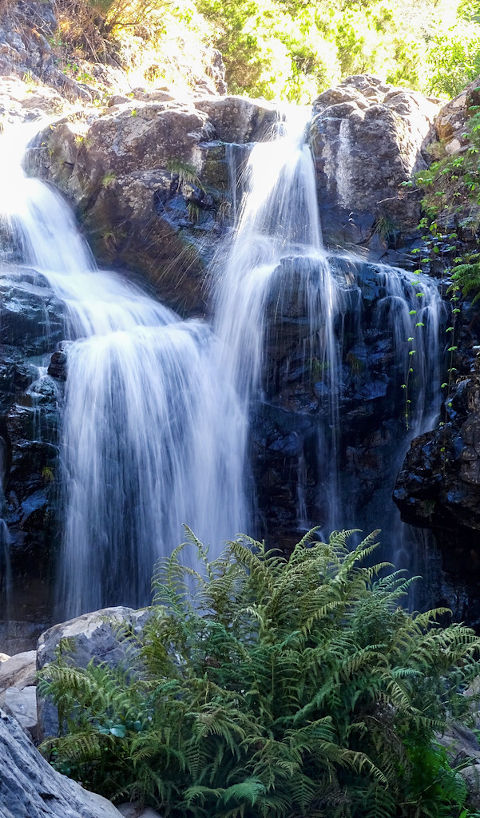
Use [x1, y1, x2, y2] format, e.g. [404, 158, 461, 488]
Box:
[214, 109, 343, 533]
[212, 107, 444, 583]
[0, 124, 247, 617]
[0, 103, 445, 626]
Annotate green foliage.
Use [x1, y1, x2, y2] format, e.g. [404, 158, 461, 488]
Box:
[165, 159, 205, 191]
[450, 255, 480, 303]
[53, 0, 480, 102]
[416, 110, 480, 228]
[39, 529, 480, 817]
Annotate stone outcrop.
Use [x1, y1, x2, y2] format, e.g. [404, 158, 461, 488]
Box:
[0, 708, 123, 817]
[310, 75, 439, 249]
[394, 350, 480, 626]
[26, 96, 276, 315]
[435, 76, 480, 156]
[37, 606, 152, 739]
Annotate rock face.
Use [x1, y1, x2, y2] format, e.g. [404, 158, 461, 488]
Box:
[394, 350, 480, 625]
[310, 75, 439, 248]
[252, 253, 440, 548]
[26, 96, 276, 315]
[0, 268, 66, 648]
[37, 606, 152, 740]
[0, 708, 123, 818]
[0, 1, 92, 103]
[435, 77, 480, 156]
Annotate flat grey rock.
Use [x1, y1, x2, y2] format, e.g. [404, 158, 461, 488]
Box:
[4, 685, 37, 731]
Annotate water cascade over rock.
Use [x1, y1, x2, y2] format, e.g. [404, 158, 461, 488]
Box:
[212, 108, 444, 594]
[0, 125, 247, 618]
[0, 96, 449, 630]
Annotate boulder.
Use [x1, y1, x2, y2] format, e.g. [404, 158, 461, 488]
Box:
[118, 805, 163, 818]
[309, 75, 439, 246]
[0, 708, 123, 817]
[26, 102, 219, 314]
[195, 95, 276, 143]
[0, 649, 36, 701]
[37, 606, 152, 740]
[4, 684, 37, 733]
[437, 723, 480, 810]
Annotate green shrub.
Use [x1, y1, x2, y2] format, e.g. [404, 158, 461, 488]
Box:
[40, 529, 480, 817]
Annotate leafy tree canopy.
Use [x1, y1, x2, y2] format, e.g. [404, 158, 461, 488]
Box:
[54, 0, 480, 101]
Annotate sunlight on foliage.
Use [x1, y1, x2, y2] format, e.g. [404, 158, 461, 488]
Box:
[47, 0, 480, 101]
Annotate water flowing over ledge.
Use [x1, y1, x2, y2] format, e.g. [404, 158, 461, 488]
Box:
[0, 107, 445, 622]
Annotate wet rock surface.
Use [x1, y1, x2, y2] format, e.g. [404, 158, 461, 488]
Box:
[0, 267, 65, 640]
[253, 253, 440, 548]
[394, 349, 480, 626]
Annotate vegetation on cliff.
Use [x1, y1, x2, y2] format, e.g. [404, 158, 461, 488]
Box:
[4, 0, 480, 102]
[40, 529, 480, 817]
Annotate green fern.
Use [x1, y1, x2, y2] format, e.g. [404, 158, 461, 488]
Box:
[450, 260, 480, 303]
[39, 529, 480, 817]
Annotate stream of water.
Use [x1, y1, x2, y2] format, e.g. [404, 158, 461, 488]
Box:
[0, 125, 247, 617]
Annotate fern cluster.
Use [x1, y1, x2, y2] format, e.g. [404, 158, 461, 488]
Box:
[450, 255, 480, 304]
[39, 529, 480, 817]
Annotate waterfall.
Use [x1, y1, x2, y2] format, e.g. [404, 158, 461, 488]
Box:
[212, 108, 444, 576]
[1, 124, 247, 617]
[0, 105, 445, 624]
[213, 109, 343, 533]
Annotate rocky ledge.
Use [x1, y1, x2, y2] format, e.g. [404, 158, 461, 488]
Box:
[26, 95, 276, 315]
[310, 74, 439, 251]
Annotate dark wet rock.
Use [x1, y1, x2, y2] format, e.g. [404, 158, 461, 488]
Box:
[47, 348, 68, 380]
[0, 621, 47, 655]
[254, 252, 435, 544]
[394, 354, 480, 539]
[0, 271, 65, 355]
[0, 269, 64, 629]
[0, 708, 122, 817]
[393, 350, 480, 626]
[310, 75, 439, 249]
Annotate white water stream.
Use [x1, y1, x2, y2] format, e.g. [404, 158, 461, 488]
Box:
[214, 111, 343, 531]
[0, 125, 247, 616]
